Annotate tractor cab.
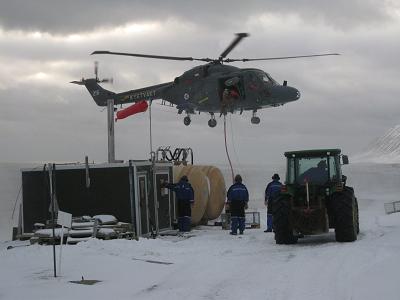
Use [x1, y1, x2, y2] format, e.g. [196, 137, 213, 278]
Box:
[285, 149, 347, 186]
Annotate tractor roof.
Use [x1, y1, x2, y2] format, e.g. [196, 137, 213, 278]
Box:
[284, 149, 341, 158]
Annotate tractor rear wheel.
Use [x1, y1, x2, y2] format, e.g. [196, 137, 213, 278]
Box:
[332, 189, 358, 242]
[272, 195, 298, 244]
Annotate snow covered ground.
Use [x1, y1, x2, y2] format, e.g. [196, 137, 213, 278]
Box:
[1, 162, 400, 300]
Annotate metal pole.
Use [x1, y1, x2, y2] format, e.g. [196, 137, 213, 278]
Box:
[48, 163, 57, 278]
[85, 156, 90, 188]
[128, 160, 139, 240]
[149, 101, 153, 156]
[107, 99, 115, 163]
[17, 204, 22, 238]
[58, 225, 64, 275]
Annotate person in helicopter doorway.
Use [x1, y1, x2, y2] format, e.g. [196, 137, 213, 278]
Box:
[164, 175, 194, 232]
[226, 174, 249, 235]
[264, 173, 282, 232]
[221, 85, 240, 114]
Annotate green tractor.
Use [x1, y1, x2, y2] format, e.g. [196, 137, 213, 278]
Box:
[272, 149, 359, 244]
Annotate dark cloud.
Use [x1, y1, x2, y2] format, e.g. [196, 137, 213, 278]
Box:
[0, 0, 394, 34]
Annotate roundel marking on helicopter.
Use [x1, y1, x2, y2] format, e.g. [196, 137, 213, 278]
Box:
[184, 93, 190, 100]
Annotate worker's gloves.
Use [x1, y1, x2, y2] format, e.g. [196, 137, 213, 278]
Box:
[160, 181, 168, 188]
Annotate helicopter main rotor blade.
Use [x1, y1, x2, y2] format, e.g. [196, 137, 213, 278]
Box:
[224, 53, 340, 63]
[219, 33, 249, 61]
[92, 51, 213, 62]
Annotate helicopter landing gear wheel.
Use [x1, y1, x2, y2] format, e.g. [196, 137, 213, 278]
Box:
[251, 110, 260, 124]
[208, 113, 217, 128]
[183, 116, 191, 126]
[251, 116, 260, 124]
[208, 119, 217, 128]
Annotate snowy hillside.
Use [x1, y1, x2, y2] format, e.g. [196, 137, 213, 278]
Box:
[1, 162, 400, 299]
[354, 125, 400, 163]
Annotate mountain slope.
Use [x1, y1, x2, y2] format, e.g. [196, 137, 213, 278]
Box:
[354, 125, 400, 163]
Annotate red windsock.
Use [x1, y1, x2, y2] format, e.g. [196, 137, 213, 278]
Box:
[115, 101, 148, 121]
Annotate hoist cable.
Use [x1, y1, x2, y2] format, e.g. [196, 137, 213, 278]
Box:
[229, 115, 244, 176]
[223, 115, 235, 184]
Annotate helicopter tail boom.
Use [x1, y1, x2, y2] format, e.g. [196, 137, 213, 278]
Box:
[116, 82, 173, 105]
[78, 78, 116, 106]
[73, 78, 173, 107]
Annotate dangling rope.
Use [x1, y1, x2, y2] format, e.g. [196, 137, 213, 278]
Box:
[223, 115, 235, 184]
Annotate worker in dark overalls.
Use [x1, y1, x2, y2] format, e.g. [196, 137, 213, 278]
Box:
[226, 174, 249, 235]
[264, 173, 282, 232]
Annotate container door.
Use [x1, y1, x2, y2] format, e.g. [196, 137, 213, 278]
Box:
[138, 174, 149, 235]
[146, 174, 157, 236]
[155, 172, 171, 231]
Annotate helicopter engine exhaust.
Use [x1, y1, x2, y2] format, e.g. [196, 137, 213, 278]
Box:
[115, 100, 148, 121]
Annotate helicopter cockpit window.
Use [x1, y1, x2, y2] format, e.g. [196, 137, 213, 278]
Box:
[261, 75, 269, 83]
[266, 73, 278, 85]
[263, 73, 278, 85]
[256, 71, 277, 85]
[261, 74, 270, 82]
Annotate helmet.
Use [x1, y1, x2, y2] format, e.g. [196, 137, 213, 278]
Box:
[272, 173, 280, 180]
[180, 175, 188, 182]
[234, 174, 242, 183]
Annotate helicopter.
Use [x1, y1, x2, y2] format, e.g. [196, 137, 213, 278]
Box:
[72, 33, 338, 127]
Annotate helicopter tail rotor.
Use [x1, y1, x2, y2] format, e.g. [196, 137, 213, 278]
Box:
[94, 61, 99, 81]
[100, 78, 114, 84]
[70, 79, 85, 85]
[93, 61, 113, 84]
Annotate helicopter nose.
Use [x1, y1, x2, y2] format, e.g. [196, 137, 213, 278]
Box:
[269, 86, 300, 102]
[289, 86, 301, 101]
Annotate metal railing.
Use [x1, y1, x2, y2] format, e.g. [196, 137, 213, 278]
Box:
[384, 201, 400, 214]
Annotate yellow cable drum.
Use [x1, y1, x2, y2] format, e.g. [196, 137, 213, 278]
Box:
[173, 165, 226, 224]
[199, 166, 226, 220]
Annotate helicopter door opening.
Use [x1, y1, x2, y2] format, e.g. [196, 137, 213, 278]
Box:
[218, 76, 244, 113]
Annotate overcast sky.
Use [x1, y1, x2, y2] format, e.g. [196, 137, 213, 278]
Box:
[0, 0, 399, 167]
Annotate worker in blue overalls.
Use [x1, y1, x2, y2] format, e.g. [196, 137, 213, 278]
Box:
[164, 175, 194, 232]
[226, 174, 249, 235]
